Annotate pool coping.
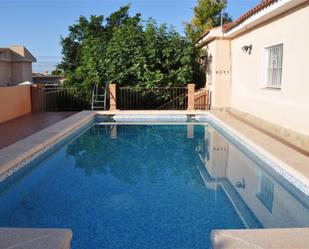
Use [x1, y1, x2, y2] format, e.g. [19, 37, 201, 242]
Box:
[0, 228, 72, 249]
[211, 228, 309, 249]
[0, 110, 309, 249]
[204, 112, 309, 196]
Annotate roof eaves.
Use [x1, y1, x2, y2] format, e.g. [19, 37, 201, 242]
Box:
[195, 29, 211, 44]
[223, 0, 279, 32]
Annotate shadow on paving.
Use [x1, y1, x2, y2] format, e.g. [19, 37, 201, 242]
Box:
[0, 112, 76, 149]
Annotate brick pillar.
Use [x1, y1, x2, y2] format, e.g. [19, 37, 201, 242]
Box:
[109, 83, 116, 111]
[187, 83, 195, 111]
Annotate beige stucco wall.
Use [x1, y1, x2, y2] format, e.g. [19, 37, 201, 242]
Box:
[11, 62, 33, 85]
[204, 39, 231, 109]
[0, 85, 32, 123]
[0, 61, 33, 86]
[0, 62, 11, 86]
[229, 3, 309, 136]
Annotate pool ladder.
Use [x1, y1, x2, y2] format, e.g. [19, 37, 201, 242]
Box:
[91, 84, 109, 110]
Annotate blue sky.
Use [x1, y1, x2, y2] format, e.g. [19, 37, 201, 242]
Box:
[0, 0, 260, 73]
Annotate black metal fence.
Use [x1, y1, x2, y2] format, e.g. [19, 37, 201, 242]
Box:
[116, 87, 188, 110]
[31, 86, 90, 112]
[30, 84, 210, 112]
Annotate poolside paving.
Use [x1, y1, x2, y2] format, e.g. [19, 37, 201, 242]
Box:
[0, 228, 72, 249]
[211, 228, 309, 249]
[210, 111, 309, 192]
[0, 112, 76, 149]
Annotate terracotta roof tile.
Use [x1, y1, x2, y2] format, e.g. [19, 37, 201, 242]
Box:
[223, 0, 278, 32]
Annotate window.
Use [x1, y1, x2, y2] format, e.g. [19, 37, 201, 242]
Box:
[265, 44, 283, 88]
[256, 173, 274, 213]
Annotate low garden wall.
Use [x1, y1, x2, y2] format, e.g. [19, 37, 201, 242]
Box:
[0, 85, 32, 123]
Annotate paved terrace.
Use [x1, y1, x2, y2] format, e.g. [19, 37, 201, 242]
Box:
[0, 112, 76, 149]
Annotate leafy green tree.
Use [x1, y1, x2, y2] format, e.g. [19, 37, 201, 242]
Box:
[105, 14, 146, 86]
[185, 0, 232, 42]
[57, 6, 204, 97]
[51, 69, 63, 75]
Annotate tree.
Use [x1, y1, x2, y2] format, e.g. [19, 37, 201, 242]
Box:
[185, 0, 232, 42]
[51, 69, 63, 75]
[57, 6, 204, 97]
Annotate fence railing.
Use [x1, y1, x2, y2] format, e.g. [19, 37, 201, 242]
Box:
[194, 89, 210, 110]
[31, 85, 90, 112]
[30, 84, 210, 112]
[116, 87, 188, 110]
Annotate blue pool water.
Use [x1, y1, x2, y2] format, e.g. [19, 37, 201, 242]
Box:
[0, 124, 308, 249]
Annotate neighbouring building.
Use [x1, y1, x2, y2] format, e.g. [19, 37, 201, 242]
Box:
[32, 73, 65, 86]
[197, 0, 309, 153]
[0, 45, 36, 87]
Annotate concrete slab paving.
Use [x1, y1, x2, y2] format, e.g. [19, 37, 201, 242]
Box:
[0, 111, 96, 181]
[208, 111, 309, 193]
[211, 228, 309, 249]
[0, 112, 76, 150]
[0, 228, 72, 249]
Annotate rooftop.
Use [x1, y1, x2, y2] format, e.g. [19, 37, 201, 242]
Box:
[0, 45, 36, 63]
[222, 0, 278, 32]
[198, 0, 308, 43]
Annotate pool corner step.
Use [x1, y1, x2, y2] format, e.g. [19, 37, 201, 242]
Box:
[0, 228, 72, 249]
[211, 228, 309, 249]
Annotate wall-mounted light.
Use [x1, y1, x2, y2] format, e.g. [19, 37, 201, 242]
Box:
[235, 178, 246, 189]
[242, 45, 253, 55]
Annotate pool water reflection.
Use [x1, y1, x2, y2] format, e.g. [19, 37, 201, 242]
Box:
[0, 124, 308, 249]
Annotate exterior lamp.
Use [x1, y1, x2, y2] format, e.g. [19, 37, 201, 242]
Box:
[242, 45, 253, 54]
[235, 178, 246, 189]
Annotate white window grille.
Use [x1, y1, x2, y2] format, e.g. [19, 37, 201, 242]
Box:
[265, 44, 283, 88]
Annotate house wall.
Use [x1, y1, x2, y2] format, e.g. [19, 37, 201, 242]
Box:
[0, 85, 32, 123]
[229, 2, 309, 136]
[0, 62, 11, 86]
[205, 41, 216, 88]
[11, 62, 33, 85]
[204, 39, 231, 109]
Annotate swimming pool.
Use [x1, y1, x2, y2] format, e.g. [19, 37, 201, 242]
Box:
[0, 122, 308, 249]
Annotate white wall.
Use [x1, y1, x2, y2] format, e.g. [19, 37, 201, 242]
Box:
[204, 39, 232, 109]
[230, 3, 309, 135]
[205, 41, 216, 98]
